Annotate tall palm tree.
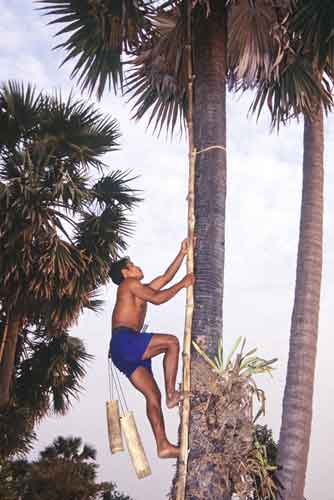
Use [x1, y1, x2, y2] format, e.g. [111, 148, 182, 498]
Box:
[0, 80, 141, 408]
[249, 2, 334, 497]
[277, 4, 332, 499]
[38, 1, 331, 497]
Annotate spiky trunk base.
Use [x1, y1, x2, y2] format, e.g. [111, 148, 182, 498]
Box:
[170, 355, 256, 500]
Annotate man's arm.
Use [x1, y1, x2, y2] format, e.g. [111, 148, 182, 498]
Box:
[148, 239, 188, 290]
[129, 273, 194, 305]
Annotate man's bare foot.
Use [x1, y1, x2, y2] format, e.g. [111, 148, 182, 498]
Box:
[158, 442, 180, 459]
[166, 391, 191, 409]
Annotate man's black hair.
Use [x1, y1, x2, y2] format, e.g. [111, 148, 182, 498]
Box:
[109, 257, 130, 285]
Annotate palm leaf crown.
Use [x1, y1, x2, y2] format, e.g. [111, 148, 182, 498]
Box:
[0, 81, 141, 331]
[40, 0, 333, 134]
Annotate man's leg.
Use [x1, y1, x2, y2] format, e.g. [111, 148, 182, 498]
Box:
[141, 334, 188, 408]
[130, 366, 179, 458]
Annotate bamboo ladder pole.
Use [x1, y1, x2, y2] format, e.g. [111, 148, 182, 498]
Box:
[0, 320, 9, 365]
[175, 0, 195, 497]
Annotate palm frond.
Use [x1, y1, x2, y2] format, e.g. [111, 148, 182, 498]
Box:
[0, 405, 36, 459]
[126, 4, 188, 136]
[289, 0, 334, 73]
[0, 81, 42, 152]
[92, 170, 142, 210]
[75, 205, 134, 260]
[41, 435, 83, 460]
[228, 0, 285, 85]
[16, 333, 92, 416]
[80, 444, 96, 461]
[38, 0, 152, 97]
[81, 288, 104, 313]
[39, 91, 121, 168]
[249, 50, 333, 128]
[192, 337, 277, 378]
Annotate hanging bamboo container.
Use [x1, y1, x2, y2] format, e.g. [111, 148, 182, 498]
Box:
[121, 411, 151, 479]
[106, 400, 124, 454]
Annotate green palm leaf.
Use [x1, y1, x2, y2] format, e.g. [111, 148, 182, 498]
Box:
[92, 170, 142, 210]
[38, 0, 152, 97]
[125, 3, 188, 135]
[0, 81, 42, 152]
[38, 91, 121, 169]
[289, 0, 334, 72]
[249, 51, 333, 128]
[16, 334, 92, 416]
[0, 405, 36, 459]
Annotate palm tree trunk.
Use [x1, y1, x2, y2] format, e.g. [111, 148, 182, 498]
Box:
[185, 2, 228, 498]
[277, 107, 324, 500]
[192, 0, 227, 356]
[0, 315, 22, 408]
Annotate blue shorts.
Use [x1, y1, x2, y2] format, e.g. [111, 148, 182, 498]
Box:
[109, 326, 154, 378]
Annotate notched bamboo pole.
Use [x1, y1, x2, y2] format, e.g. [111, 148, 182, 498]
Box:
[121, 411, 152, 479]
[106, 400, 124, 454]
[176, 0, 195, 497]
[0, 319, 9, 365]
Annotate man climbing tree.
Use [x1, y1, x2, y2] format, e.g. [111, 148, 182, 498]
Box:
[108, 239, 194, 459]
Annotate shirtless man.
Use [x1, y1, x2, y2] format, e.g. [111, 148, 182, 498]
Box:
[108, 239, 195, 459]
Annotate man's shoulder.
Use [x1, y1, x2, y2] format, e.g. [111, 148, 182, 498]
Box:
[120, 278, 142, 291]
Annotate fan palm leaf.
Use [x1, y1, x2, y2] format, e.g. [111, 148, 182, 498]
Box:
[288, 0, 334, 73]
[246, 6, 334, 128]
[38, 0, 153, 97]
[249, 51, 333, 128]
[16, 334, 92, 416]
[0, 83, 121, 173]
[0, 81, 42, 153]
[0, 405, 36, 459]
[92, 170, 142, 210]
[39, 92, 121, 168]
[227, 0, 285, 86]
[125, 3, 188, 135]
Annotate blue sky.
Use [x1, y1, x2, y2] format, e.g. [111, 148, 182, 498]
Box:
[1, 2, 333, 499]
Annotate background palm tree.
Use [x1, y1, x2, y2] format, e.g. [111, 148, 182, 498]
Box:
[248, 2, 334, 498]
[0, 314, 94, 460]
[0, 435, 133, 500]
[38, 1, 332, 498]
[276, 3, 333, 499]
[0, 80, 141, 408]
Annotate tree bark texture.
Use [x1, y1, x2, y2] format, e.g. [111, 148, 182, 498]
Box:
[0, 316, 21, 408]
[192, 0, 227, 357]
[277, 108, 324, 500]
[185, 2, 227, 499]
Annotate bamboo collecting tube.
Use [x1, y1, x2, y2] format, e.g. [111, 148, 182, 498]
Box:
[106, 400, 124, 454]
[121, 411, 151, 479]
[175, 0, 195, 498]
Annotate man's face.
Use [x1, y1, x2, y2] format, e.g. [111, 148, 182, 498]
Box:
[123, 260, 144, 280]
